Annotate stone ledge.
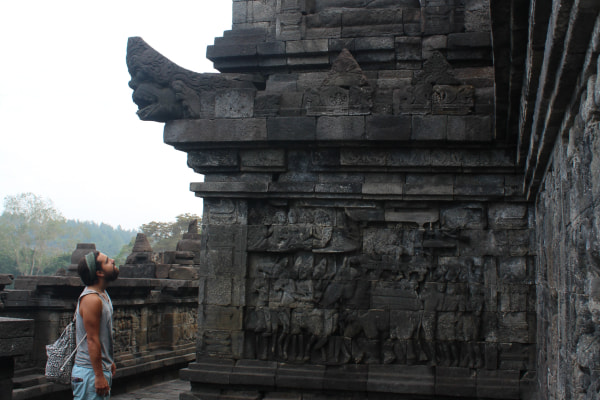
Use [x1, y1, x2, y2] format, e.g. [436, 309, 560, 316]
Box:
[0, 317, 34, 357]
[181, 358, 524, 399]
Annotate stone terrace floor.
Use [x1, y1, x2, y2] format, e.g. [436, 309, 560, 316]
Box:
[112, 379, 188, 400]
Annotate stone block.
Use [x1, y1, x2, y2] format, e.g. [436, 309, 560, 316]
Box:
[464, 0, 491, 31]
[304, 26, 342, 39]
[387, 149, 431, 167]
[366, 115, 412, 141]
[155, 264, 170, 279]
[368, 365, 435, 395]
[240, 149, 286, 170]
[0, 317, 34, 341]
[355, 49, 396, 64]
[385, 208, 439, 225]
[497, 257, 528, 283]
[412, 115, 447, 140]
[247, 0, 277, 23]
[205, 278, 232, 306]
[441, 204, 485, 229]
[165, 119, 267, 144]
[119, 264, 156, 278]
[447, 115, 493, 141]
[422, 35, 448, 59]
[429, 149, 462, 168]
[432, 85, 475, 115]
[454, 175, 505, 197]
[395, 37, 422, 61]
[423, 6, 453, 35]
[215, 89, 255, 118]
[316, 116, 365, 140]
[488, 203, 528, 229]
[497, 312, 529, 343]
[393, 82, 431, 114]
[355, 36, 395, 51]
[448, 31, 491, 49]
[477, 369, 520, 399]
[187, 150, 239, 173]
[257, 41, 286, 56]
[286, 39, 329, 55]
[371, 281, 420, 310]
[169, 266, 199, 280]
[363, 182, 403, 195]
[266, 74, 298, 92]
[342, 9, 403, 36]
[315, 183, 362, 193]
[403, 8, 422, 35]
[276, 364, 325, 390]
[376, 70, 413, 88]
[267, 117, 316, 140]
[435, 367, 477, 397]
[405, 174, 454, 196]
[202, 306, 243, 331]
[287, 55, 329, 68]
[182, 359, 234, 385]
[276, 13, 303, 41]
[207, 248, 238, 276]
[207, 44, 258, 59]
[305, 10, 342, 28]
[279, 92, 305, 116]
[323, 365, 368, 392]
[254, 93, 281, 117]
[230, 360, 277, 387]
[329, 38, 356, 52]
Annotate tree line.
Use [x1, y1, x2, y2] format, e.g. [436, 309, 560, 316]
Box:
[0, 193, 200, 277]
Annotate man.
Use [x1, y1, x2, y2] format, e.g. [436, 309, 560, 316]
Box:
[72, 251, 119, 399]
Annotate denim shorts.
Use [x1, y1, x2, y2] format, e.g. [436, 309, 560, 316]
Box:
[71, 364, 112, 400]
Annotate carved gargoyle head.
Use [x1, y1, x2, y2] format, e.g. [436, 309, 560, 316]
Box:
[126, 37, 185, 122]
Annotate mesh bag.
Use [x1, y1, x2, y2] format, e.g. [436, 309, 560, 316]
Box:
[45, 321, 77, 385]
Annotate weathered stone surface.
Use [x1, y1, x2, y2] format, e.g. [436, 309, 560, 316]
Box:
[316, 116, 364, 140]
[165, 119, 268, 144]
[120, 1, 557, 399]
[365, 115, 411, 141]
[267, 117, 316, 140]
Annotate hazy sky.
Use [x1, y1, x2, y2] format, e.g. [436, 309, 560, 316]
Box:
[0, 1, 232, 230]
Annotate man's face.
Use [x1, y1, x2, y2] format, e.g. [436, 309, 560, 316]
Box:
[98, 253, 119, 282]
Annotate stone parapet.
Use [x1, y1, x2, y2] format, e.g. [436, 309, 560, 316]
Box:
[1, 275, 198, 400]
[180, 358, 530, 400]
[0, 317, 34, 400]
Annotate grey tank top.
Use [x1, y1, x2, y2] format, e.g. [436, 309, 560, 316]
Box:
[74, 287, 114, 371]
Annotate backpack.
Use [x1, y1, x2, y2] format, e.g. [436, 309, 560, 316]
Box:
[45, 313, 87, 385]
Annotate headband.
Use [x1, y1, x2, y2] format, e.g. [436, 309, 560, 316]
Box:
[84, 252, 97, 276]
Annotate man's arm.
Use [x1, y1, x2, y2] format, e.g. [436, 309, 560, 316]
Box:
[80, 294, 110, 396]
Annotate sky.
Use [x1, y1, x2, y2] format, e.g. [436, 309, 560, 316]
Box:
[0, 1, 232, 231]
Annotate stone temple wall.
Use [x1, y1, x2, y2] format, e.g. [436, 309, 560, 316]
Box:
[535, 69, 600, 399]
[126, 0, 537, 398]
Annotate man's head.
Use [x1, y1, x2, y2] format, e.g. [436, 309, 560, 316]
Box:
[77, 251, 119, 286]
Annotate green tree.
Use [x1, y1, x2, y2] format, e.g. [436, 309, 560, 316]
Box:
[139, 213, 201, 252]
[0, 193, 69, 275]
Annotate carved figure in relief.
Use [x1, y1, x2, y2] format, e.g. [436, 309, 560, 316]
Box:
[288, 309, 339, 362]
[126, 37, 259, 122]
[305, 49, 373, 116]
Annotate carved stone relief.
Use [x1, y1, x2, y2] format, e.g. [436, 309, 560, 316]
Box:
[236, 201, 516, 368]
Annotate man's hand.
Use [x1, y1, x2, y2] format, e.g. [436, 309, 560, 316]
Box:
[95, 374, 110, 397]
[111, 362, 116, 377]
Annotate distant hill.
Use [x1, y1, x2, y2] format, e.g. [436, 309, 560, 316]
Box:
[64, 220, 138, 258]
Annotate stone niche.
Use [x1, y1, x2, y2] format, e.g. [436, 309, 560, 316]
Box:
[126, 0, 535, 399]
